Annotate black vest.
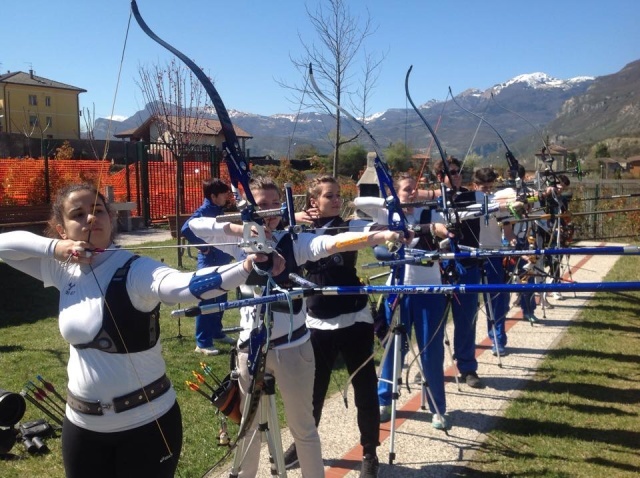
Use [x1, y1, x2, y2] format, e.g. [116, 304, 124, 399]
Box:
[74, 256, 161, 354]
[304, 217, 368, 319]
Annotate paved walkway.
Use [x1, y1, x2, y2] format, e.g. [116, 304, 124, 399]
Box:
[117, 227, 172, 246]
[116, 228, 622, 476]
[203, 241, 622, 477]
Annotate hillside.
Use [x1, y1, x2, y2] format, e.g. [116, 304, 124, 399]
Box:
[91, 60, 640, 163]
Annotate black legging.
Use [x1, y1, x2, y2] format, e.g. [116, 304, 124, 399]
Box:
[62, 401, 182, 478]
[310, 321, 380, 456]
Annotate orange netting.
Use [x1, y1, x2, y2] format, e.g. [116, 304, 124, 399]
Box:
[0, 158, 233, 221]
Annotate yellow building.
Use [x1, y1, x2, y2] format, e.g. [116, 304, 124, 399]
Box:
[0, 70, 86, 139]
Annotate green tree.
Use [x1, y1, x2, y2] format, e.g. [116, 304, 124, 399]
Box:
[594, 142, 610, 158]
[384, 142, 412, 172]
[337, 143, 367, 179]
[292, 143, 320, 160]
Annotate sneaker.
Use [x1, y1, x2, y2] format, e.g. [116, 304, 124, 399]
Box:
[461, 371, 483, 389]
[360, 454, 379, 478]
[431, 413, 448, 430]
[552, 292, 564, 301]
[215, 335, 237, 345]
[525, 314, 539, 325]
[194, 346, 219, 356]
[491, 344, 507, 357]
[283, 443, 299, 470]
[379, 405, 391, 423]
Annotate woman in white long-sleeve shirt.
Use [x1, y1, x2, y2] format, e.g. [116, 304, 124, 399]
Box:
[0, 183, 273, 478]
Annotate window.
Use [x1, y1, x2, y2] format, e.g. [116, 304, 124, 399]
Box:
[29, 95, 38, 106]
[46, 117, 53, 127]
[29, 115, 39, 127]
[45, 96, 51, 107]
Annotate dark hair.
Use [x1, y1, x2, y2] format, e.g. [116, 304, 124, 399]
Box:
[473, 167, 499, 184]
[432, 156, 462, 177]
[45, 183, 113, 240]
[203, 178, 230, 198]
[557, 174, 570, 187]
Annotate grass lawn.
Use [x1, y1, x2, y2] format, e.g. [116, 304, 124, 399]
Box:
[465, 254, 640, 477]
[1, 239, 638, 477]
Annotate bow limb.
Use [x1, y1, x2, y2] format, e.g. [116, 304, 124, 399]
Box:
[405, 66, 451, 184]
[308, 63, 408, 238]
[130, 0, 256, 208]
[130, 1, 268, 461]
[406, 67, 465, 252]
[449, 87, 522, 187]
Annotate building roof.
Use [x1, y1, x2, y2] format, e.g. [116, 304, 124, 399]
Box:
[534, 144, 569, 156]
[114, 115, 252, 140]
[0, 70, 86, 92]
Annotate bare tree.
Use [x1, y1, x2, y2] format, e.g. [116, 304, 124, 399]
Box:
[81, 104, 102, 160]
[279, 0, 384, 177]
[11, 106, 52, 158]
[137, 57, 210, 157]
[137, 58, 212, 266]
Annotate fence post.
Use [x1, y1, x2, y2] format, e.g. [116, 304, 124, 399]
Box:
[210, 145, 219, 178]
[124, 142, 131, 203]
[137, 141, 151, 226]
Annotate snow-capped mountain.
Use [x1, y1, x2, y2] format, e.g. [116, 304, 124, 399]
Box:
[92, 60, 640, 162]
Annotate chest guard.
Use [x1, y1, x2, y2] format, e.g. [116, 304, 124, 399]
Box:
[304, 218, 368, 319]
[74, 256, 161, 354]
[246, 233, 303, 314]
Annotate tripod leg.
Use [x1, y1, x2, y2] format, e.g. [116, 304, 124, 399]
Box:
[262, 375, 286, 477]
[481, 265, 503, 367]
[441, 299, 460, 391]
[388, 324, 403, 465]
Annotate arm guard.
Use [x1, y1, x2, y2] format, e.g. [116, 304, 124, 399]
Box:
[189, 268, 223, 300]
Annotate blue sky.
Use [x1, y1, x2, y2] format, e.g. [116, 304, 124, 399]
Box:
[3, 0, 639, 121]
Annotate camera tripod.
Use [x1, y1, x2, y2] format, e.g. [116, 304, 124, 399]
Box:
[228, 371, 286, 477]
[479, 257, 506, 366]
[377, 295, 447, 465]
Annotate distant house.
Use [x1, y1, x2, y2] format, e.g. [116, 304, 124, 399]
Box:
[0, 70, 86, 139]
[627, 155, 640, 178]
[114, 115, 252, 152]
[534, 144, 569, 169]
[598, 157, 625, 176]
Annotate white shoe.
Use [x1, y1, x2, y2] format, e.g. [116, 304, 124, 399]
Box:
[194, 346, 220, 356]
[432, 413, 448, 430]
[552, 292, 564, 300]
[216, 335, 237, 345]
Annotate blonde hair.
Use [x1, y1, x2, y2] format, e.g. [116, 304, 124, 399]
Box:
[248, 176, 281, 199]
[305, 175, 338, 207]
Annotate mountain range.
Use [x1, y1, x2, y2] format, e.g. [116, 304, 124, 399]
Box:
[93, 59, 640, 165]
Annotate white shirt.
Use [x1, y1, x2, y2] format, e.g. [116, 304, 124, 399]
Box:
[0, 231, 248, 432]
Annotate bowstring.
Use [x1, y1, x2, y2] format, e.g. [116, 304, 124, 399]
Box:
[81, 6, 180, 473]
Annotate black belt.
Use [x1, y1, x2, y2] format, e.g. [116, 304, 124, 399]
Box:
[67, 374, 171, 415]
[238, 325, 308, 350]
